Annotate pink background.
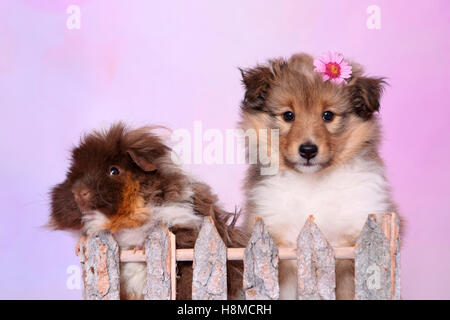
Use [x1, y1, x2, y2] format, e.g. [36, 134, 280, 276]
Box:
[0, 0, 449, 299]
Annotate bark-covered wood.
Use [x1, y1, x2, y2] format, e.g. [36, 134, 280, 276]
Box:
[243, 218, 279, 300]
[192, 216, 227, 300]
[144, 222, 174, 300]
[121, 246, 354, 262]
[297, 216, 336, 300]
[381, 212, 401, 300]
[79, 231, 120, 300]
[354, 214, 393, 300]
[169, 232, 177, 300]
[77, 235, 88, 299]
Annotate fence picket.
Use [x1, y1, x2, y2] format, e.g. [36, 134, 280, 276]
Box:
[77, 214, 400, 301]
[243, 218, 279, 300]
[381, 212, 401, 300]
[192, 216, 227, 300]
[297, 216, 336, 300]
[79, 231, 120, 300]
[354, 214, 392, 300]
[144, 222, 175, 300]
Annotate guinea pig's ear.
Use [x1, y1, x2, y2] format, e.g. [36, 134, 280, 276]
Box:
[347, 76, 386, 120]
[240, 58, 286, 112]
[49, 180, 82, 230]
[127, 150, 157, 172]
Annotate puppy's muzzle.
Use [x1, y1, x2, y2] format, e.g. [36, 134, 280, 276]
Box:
[299, 143, 318, 160]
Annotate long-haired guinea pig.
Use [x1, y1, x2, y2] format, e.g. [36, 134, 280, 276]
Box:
[49, 122, 248, 300]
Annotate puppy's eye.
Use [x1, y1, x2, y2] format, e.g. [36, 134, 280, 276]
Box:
[109, 167, 120, 176]
[322, 111, 334, 122]
[283, 111, 295, 122]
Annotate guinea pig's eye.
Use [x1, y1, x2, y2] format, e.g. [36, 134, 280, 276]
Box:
[283, 111, 295, 122]
[322, 111, 335, 122]
[109, 167, 120, 176]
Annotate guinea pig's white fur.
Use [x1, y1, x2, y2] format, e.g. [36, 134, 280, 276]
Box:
[81, 178, 202, 300]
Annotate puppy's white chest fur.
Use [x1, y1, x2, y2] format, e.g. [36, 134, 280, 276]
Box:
[246, 157, 392, 247]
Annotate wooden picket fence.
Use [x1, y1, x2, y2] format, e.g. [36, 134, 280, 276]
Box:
[77, 213, 400, 300]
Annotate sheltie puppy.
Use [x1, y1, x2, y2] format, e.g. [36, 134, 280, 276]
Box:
[239, 53, 399, 299]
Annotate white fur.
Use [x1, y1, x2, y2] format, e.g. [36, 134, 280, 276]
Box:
[113, 203, 202, 298]
[246, 155, 393, 299]
[152, 203, 202, 229]
[119, 262, 147, 299]
[113, 221, 155, 249]
[80, 180, 201, 299]
[81, 211, 109, 236]
[295, 163, 322, 174]
[112, 202, 202, 299]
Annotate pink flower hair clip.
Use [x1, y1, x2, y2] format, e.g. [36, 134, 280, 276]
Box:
[313, 52, 352, 84]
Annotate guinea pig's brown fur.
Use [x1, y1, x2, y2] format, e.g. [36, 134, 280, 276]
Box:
[49, 123, 248, 299]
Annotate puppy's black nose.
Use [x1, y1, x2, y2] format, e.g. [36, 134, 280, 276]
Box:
[299, 143, 318, 160]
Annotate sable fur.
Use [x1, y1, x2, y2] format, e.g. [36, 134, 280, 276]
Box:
[49, 123, 248, 299]
[239, 53, 401, 300]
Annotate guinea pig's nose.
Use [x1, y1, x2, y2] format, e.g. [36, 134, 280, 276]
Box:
[74, 188, 91, 201]
[299, 143, 318, 160]
[80, 189, 90, 198]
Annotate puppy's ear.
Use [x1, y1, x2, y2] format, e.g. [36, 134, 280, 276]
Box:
[348, 77, 386, 120]
[240, 58, 286, 112]
[127, 150, 157, 172]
